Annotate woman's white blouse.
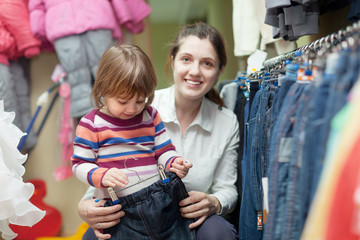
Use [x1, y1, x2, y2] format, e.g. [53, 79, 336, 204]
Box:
[152, 86, 239, 216]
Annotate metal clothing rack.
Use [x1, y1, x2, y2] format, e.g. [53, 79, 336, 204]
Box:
[262, 19, 360, 70]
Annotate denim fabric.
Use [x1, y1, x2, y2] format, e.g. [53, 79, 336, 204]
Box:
[283, 83, 314, 240]
[262, 62, 297, 240]
[257, 82, 276, 183]
[271, 86, 280, 129]
[104, 172, 196, 240]
[325, 49, 359, 121]
[241, 100, 249, 191]
[302, 52, 346, 203]
[229, 89, 247, 231]
[239, 88, 262, 240]
[270, 64, 297, 137]
[348, 0, 360, 22]
[83, 193, 237, 240]
[280, 50, 358, 240]
[263, 83, 305, 240]
[238, 82, 276, 240]
[82, 211, 238, 240]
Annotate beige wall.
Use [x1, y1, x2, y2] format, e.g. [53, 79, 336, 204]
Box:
[20, 2, 352, 237]
[24, 52, 88, 236]
[207, 0, 240, 82]
[146, 22, 180, 89]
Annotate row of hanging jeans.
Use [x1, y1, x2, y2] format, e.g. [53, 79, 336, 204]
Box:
[301, 68, 360, 240]
[235, 43, 360, 240]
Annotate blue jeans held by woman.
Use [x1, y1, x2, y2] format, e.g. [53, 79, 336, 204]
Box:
[83, 172, 238, 240]
[102, 172, 196, 240]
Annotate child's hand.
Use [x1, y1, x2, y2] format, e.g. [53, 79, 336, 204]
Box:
[170, 157, 193, 178]
[102, 168, 128, 188]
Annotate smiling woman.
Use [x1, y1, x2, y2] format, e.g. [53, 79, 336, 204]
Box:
[146, 22, 240, 240]
[169, 34, 225, 132]
[173, 36, 221, 91]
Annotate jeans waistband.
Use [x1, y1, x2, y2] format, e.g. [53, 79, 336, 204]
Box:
[117, 172, 181, 208]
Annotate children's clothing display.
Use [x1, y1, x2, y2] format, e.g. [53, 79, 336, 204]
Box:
[28, 0, 151, 118]
[53, 29, 113, 118]
[0, 0, 41, 65]
[0, 0, 41, 152]
[8, 59, 38, 151]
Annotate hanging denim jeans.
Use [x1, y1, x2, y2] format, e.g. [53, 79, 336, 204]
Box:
[239, 82, 276, 240]
[302, 51, 345, 204]
[264, 83, 305, 240]
[239, 88, 262, 240]
[283, 84, 314, 240]
[104, 172, 196, 240]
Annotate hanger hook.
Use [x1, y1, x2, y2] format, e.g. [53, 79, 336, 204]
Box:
[124, 156, 142, 182]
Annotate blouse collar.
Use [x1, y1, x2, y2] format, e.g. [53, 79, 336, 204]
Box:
[160, 86, 213, 133]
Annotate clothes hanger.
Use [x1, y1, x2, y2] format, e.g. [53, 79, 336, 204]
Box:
[107, 156, 169, 203]
[120, 156, 161, 190]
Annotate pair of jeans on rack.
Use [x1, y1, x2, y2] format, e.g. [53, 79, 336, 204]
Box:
[239, 81, 275, 240]
[104, 172, 196, 240]
[264, 81, 307, 240]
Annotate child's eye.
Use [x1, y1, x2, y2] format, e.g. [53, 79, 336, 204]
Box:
[117, 99, 127, 104]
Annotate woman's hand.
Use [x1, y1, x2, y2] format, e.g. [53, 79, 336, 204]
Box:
[179, 191, 221, 229]
[78, 199, 125, 239]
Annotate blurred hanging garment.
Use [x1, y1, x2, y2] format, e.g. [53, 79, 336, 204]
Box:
[0, 100, 45, 240]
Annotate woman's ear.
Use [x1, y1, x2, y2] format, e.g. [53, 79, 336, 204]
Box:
[219, 65, 226, 75]
[217, 65, 225, 78]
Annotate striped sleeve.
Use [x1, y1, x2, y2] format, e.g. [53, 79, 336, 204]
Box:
[151, 107, 179, 169]
[71, 111, 107, 187]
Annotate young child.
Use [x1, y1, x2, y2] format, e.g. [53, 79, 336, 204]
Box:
[71, 44, 192, 201]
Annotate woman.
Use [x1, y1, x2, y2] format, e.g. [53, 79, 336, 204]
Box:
[78, 22, 240, 240]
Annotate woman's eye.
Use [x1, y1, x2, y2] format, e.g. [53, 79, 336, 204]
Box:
[204, 61, 213, 67]
[182, 57, 190, 62]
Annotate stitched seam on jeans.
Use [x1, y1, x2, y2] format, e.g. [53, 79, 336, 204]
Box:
[137, 202, 154, 239]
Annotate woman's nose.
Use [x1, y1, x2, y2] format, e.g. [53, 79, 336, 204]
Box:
[189, 62, 201, 76]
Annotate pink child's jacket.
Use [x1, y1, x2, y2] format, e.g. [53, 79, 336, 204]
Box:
[28, 0, 152, 44]
[0, 0, 41, 65]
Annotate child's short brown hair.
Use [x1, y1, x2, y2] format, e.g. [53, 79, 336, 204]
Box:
[92, 44, 157, 109]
